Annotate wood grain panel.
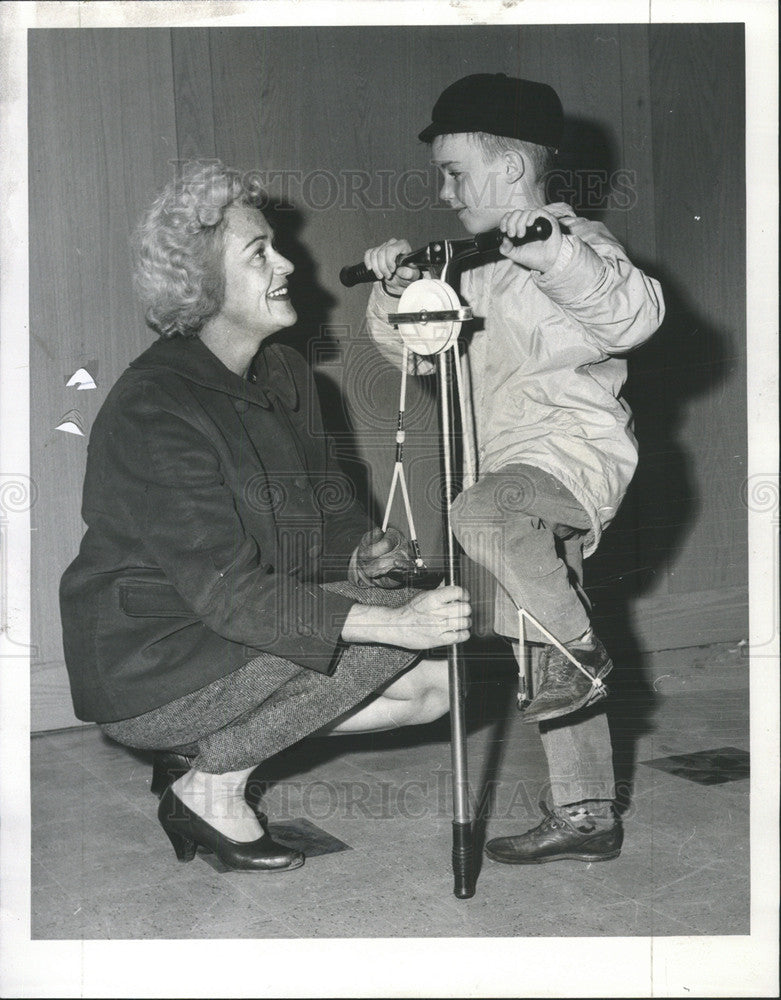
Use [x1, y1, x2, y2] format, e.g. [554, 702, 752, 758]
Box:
[170, 28, 216, 161]
[580, 26, 657, 605]
[29, 28, 178, 730]
[648, 24, 747, 600]
[631, 585, 748, 651]
[549, 25, 627, 248]
[206, 29, 266, 170]
[617, 24, 656, 263]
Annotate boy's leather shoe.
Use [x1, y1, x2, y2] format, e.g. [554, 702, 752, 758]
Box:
[485, 805, 622, 864]
[521, 632, 613, 725]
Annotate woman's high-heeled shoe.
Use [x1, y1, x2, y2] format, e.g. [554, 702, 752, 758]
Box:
[151, 755, 272, 827]
[150, 752, 193, 798]
[157, 784, 305, 872]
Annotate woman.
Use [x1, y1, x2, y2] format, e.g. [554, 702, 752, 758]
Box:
[59, 162, 471, 872]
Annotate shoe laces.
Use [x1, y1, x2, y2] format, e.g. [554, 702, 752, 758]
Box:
[537, 802, 605, 836]
[536, 802, 570, 832]
[541, 647, 584, 687]
[543, 643, 606, 688]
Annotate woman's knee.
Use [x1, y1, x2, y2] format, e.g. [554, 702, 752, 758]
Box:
[411, 686, 450, 724]
[392, 684, 449, 726]
[383, 658, 449, 724]
[406, 658, 449, 724]
[385, 657, 447, 697]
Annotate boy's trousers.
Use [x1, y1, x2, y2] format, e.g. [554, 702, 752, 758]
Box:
[450, 463, 615, 806]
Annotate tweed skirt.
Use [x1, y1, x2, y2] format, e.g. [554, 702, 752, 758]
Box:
[100, 581, 422, 772]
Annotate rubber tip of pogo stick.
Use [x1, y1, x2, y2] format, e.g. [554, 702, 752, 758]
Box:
[453, 873, 475, 899]
[452, 821, 475, 899]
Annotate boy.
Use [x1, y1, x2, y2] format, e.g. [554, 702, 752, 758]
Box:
[361, 73, 664, 864]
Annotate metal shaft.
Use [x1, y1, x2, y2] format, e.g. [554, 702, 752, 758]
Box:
[438, 348, 474, 899]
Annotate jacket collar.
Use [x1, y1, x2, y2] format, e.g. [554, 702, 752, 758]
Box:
[129, 336, 299, 410]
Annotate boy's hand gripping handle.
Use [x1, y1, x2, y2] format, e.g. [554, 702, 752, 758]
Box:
[339, 217, 553, 287]
[472, 216, 552, 254]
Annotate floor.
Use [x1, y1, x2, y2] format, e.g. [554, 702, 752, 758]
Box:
[30, 641, 750, 940]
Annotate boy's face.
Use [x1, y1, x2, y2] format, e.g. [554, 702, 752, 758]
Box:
[431, 133, 526, 234]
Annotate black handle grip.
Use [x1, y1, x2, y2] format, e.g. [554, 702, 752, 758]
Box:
[341, 243, 434, 287]
[339, 216, 553, 287]
[474, 215, 553, 254]
[339, 261, 376, 288]
[452, 820, 475, 899]
[339, 253, 410, 288]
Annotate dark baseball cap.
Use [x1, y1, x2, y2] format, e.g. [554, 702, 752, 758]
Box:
[418, 73, 563, 151]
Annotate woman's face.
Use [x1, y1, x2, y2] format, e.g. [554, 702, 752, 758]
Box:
[217, 204, 296, 340]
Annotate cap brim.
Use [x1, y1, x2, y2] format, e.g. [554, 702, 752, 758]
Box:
[417, 122, 441, 143]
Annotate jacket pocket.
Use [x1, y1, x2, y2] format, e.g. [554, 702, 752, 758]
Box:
[118, 580, 195, 618]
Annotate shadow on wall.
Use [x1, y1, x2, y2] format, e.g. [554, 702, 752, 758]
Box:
[264, 198, 375, 519]
[549, 114, 622, 221]
[587, 261, 735, 814]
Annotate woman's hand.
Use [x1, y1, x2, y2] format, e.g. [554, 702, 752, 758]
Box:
[498, 208, 562, 273]
[341, 585, 471, 649]
[363, 238, 420, 295]
[392, 585, 472, 647]
[350, 526, 417, 589]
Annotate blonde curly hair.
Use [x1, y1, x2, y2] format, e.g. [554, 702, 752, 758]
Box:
[132, 161, 267, 338]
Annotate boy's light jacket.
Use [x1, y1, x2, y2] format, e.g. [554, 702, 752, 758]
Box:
[366, 203, 665, 557]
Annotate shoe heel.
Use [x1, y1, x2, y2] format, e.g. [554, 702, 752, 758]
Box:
[150, 759, 170, 798]
[162, 826, 197, 862]
[151, 752, 192, 798]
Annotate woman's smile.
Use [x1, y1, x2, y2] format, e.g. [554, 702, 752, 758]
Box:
[215, 204, 297, 344]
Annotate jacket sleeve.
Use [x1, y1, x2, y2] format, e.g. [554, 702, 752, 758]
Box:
[532, 219, 665, 355]
[109, 380, 356, 675]
[366, 283, 436, 375]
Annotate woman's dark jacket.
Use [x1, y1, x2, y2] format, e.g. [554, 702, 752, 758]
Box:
[60, 336, 371, 723]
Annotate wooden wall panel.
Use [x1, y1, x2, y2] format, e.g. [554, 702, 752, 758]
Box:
[647, 24, 747, 599]
[617, 24, 656, 264]
[171, 29, 216, 161]
[29, 29, 178, 730]
[550, 25, 628, 247]
[564, 26, 654, 618]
